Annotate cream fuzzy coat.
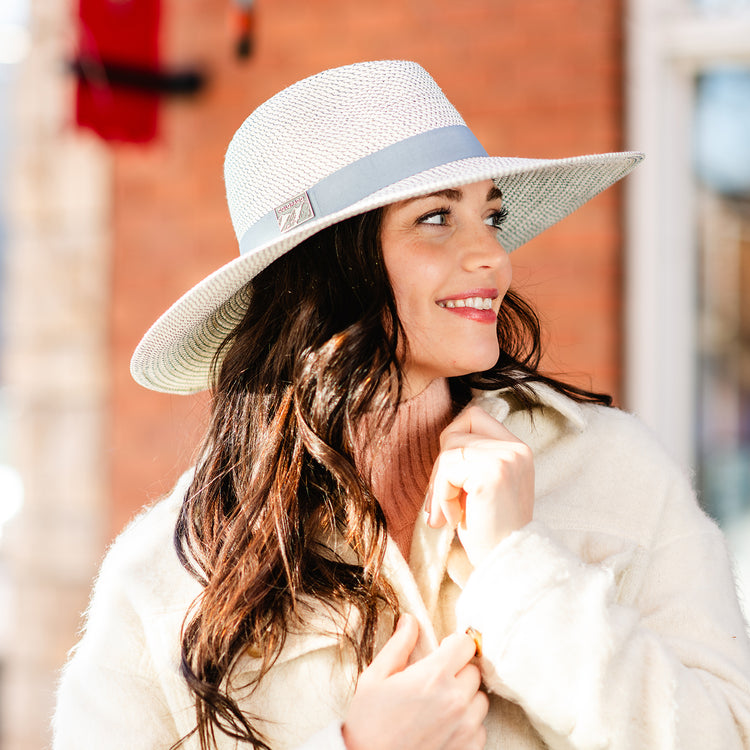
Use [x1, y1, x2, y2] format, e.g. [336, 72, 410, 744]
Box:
[54, 385, 750, 749]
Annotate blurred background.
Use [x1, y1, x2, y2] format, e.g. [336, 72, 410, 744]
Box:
[0, 0, 748, 747]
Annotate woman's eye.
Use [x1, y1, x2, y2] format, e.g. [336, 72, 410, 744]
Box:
[485, 206, 509, 229]
[418, 210, 449, 225]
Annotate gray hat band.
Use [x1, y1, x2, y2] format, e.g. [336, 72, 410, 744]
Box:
[238, 124, 487, 255]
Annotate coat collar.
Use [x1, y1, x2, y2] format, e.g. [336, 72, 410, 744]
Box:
[470, 380, 588, 433]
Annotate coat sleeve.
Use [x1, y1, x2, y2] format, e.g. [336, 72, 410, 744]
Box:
[455, 467, 750, 750]
[52, 546, 185, 749]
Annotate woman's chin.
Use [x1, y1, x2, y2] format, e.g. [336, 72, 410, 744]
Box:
[437, 356, 500, 382]
[455, 349, 501, 377]
[401, 346, 500, 395]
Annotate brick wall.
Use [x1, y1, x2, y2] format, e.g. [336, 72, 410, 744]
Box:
[110, 0, 625, 535]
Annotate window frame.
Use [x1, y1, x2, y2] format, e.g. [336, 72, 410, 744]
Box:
[624, 0, 750, 468]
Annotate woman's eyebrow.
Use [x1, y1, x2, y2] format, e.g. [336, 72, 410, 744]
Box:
[399, 185, 502, 207]
[401, 188, 463, 205]
[487, 185, 503, 201]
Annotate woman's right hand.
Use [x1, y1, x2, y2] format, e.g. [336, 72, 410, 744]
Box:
[341, 613, 488, 750]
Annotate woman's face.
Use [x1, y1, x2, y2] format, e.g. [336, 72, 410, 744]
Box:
[381, 179, 512, 398]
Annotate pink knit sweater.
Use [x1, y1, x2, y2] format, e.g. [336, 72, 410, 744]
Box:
[355, 378, 454, 558]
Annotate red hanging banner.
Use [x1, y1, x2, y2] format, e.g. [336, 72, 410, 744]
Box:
[75, 0, 161, 143]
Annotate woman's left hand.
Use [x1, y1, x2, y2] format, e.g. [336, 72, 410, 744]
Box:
[425, 405, 535, 567]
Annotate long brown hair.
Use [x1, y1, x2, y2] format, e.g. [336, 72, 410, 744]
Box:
[173, 207, 610, 748]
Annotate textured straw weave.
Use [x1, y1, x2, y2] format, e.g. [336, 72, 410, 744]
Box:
[131, 60, 643, 394]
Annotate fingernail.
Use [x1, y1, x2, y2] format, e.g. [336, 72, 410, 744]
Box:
[465, 626, 483, 657]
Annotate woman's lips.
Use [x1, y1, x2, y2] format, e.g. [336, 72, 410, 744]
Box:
[436, 289, 499, 323]
[440, 305, 498, 323]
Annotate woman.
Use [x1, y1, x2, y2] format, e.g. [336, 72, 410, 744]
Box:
[54, 60, 750, 749]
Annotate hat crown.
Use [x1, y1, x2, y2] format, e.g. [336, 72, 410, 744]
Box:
[224, 60, 466, 245]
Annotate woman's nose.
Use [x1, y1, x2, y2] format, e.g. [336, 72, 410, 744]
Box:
[458, 222, 507, 270]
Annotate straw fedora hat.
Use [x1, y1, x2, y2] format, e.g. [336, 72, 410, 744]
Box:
[131, 59, 643, 394]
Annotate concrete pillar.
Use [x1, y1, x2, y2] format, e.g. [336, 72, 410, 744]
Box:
[0, 0, 110, 747]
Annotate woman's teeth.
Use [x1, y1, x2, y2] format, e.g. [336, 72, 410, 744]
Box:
[437, 297, 493, 310]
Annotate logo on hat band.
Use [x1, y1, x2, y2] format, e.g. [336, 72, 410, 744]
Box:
[274, 191, 314, 232]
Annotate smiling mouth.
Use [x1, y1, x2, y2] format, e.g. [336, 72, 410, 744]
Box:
[437, 296, 494, 310]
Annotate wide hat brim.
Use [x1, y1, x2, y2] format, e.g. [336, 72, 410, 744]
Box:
[131, 150, 643, 394]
